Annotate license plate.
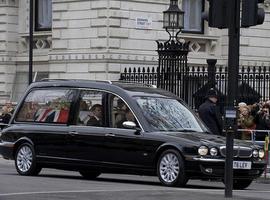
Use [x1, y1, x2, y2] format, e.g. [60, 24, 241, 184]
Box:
[233, 161, 251, 169]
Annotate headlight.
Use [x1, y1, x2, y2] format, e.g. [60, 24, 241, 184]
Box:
[210, 147, 218, 156]
[252, 149, 259, 158]
[259, 149, 265, 159]
[198, 146, 208, 156]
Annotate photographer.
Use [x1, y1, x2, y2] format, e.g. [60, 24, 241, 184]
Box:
[254, 103, 270, 141]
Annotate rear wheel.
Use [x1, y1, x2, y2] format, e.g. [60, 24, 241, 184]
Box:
[79, 170, 101, 180]
[233, 179, 253, 190]
[15, 143, 42, 176]
[157, 149, 188, 187]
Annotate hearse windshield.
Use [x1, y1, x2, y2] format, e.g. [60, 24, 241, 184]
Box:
[136, 96, 206, 132]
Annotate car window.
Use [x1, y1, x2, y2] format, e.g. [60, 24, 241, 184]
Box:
[110, 95, 137, 129]
[75, 90, 106, 127]
[15, 89, 74, 124]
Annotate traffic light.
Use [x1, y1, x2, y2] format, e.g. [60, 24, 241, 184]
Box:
[202, 0, 228, 29]
[241, 0, 265, 27]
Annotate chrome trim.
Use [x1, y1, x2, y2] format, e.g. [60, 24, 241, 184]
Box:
[191, 157, 264, 165]
[105, 133, 115, 137]
[219, 146, 252, 158]
[12, 88, 145, 132]
[192, 157, 225, 162]
[0, 141, 15, 148]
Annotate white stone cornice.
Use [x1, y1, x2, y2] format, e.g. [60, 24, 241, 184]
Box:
[47, 52, 158, 63]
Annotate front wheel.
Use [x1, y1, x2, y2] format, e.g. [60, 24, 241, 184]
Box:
[157, 149, 188, 187]
[15, 143, 42, 176]
[233, 179, 253, 190]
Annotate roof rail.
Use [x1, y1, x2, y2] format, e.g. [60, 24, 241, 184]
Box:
[115, 81, 157, 88]
[39, 79, 112, 84]
[40, 78, 70, 82]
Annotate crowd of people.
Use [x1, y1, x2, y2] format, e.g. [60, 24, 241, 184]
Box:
[237, 100, 270, 141]
[0, 101, 14, 126]
[198, 88, 270, 141]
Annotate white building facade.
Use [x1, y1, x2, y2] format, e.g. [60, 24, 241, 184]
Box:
[0, 0, 270, 102]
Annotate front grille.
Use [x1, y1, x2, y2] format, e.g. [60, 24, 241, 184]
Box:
[219, 146, 252, 158]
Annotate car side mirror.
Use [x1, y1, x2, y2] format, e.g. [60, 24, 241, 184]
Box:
[122, 121, 141, 135]
[123, 121, 137, 129]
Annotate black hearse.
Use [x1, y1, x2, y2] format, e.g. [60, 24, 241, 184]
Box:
[0, 80, 266, 189]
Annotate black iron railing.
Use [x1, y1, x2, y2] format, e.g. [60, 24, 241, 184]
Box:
[120, 64, 270, 111]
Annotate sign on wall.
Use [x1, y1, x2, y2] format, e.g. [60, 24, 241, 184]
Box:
[136, 17, 152, 29]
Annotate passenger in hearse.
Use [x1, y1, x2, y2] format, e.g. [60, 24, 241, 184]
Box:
[114, 99, 127, 127]
[115, 108, 136, 128]
[87, 104, 103, 127]
[78, 100, 91, 125]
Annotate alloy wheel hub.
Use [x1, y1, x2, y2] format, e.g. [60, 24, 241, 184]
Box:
[16, 146, 33, 172]
[159, 153, 179, 183]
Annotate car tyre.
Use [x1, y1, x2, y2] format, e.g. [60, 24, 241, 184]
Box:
[15, 143, 42, 176]
[157, 149, 187, 187]
[79, 170, 101, 180]
[233, 179, 253, 190]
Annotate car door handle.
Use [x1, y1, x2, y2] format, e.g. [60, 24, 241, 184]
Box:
[105, 133, 115, 137]
[69, 131, 79, 136]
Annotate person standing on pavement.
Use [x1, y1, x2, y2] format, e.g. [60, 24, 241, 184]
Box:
[198, 88, 223, 135]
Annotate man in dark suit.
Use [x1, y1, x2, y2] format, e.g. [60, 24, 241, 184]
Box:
[198, 88, 223, 135]
[87, 104, 103, 127]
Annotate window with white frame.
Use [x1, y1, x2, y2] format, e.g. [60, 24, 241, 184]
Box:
[35, 0, 52, 31]
[182, 0, 203, 33]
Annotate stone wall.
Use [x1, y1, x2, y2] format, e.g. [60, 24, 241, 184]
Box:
[0, 0, 18, 103]
[2, 0, 270, 102]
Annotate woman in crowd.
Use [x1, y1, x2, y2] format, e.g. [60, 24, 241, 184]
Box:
[237, 101, 270, 141]
[237, 105, 256, 140]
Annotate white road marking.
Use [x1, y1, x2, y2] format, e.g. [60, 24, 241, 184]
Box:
[0, 188, 269, 197]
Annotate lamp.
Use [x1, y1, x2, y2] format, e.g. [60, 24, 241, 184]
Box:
[163, 0, 184, 41]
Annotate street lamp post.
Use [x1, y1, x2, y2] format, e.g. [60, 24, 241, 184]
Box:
[157, 0, 190, 100]
[29, 0, 33, 85]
